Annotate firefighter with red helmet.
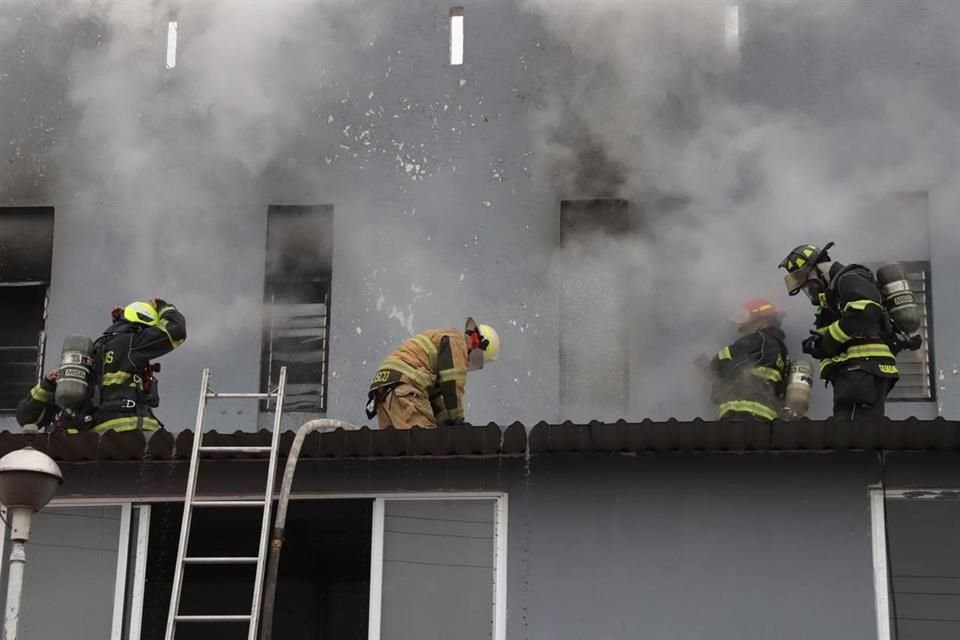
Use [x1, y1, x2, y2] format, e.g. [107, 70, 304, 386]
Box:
[702, 299, 790, 422]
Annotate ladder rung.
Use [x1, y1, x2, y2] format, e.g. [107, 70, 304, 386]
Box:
[206, 392, 273, 399]
[198, 446, 272, 453]
[192, 499, 266, 508]
[175, 614, 252, 623]
[183, 556, 258, 564]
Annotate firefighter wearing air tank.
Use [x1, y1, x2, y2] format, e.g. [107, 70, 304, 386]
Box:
[93, 299, 186, 432]
[16, 299, 186, 433]
[705, 299, 790, 422]
[779, 243, 921, 419]
[366, 318, 500, 429]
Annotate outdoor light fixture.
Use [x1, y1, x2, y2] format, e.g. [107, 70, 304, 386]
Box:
[0, 447, 64, 640]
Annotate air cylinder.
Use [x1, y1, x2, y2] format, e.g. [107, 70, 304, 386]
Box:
[876, 263, 921, 335]
[783, 359, 814, 419]
[55, 335, 95, 412]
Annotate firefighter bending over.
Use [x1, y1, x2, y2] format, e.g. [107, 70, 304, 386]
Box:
[779, 243, 898, 419]
[367, 318, 500, 429]
[701, 299, 790, 422]
[17, 298, 187, 433]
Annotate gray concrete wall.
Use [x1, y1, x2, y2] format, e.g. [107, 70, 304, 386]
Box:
[49, 451, 904, 640]
[0, 0, 957, 430]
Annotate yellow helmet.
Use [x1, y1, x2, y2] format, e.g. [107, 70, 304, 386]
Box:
[465, 318, 501, 370]
[123, 301, 159, 326]
[478, 323, 500, 362]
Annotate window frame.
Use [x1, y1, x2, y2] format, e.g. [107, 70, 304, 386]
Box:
[367, 493, 509, 640]
[260, 204, 334, 413]
[869, 487, 960, 640]
[0, 499, 146, 640]
[45, 492, 507, 639]
[558, 198, 632, 420]
[0, 283, 51, 412]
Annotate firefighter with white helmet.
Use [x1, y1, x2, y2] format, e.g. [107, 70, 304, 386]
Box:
[366, 318, 500, 429]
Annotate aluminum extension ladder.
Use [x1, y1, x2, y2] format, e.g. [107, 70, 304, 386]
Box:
[164, 366, 288, 640]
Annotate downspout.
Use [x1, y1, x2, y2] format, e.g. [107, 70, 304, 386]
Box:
[259, 419, 361, 640]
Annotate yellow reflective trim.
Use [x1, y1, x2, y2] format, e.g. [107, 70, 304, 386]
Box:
[718, 400, 778, 422]
[411, 334, 438, 370]
[795, 257, 806, 268]
[436, 368, 467, 383]
[819, 344, 897, 374]
[381, 358, 434, 390]
[156, 305, 185, 348]
[751, 366, 783, 383]
[101, 371, 134, 386]
[843, 299, 884, 312]
[718, 346, 732, 361]
[803, 247, 815, 257]
[828, 321, 852, 344]
[91, 416, 160, 433]
[30, 384, 52, 403]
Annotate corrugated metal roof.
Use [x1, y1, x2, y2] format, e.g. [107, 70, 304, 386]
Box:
[0, 418, 958, 462]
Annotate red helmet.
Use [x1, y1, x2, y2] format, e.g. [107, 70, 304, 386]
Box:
[730, 298, 782, 330]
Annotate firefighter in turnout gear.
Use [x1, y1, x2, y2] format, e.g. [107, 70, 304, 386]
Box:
[779, 243, 897, 418]
[703, 299, 790, 422]
[367, 318, 500, 429]
[91, 299, 186, 432]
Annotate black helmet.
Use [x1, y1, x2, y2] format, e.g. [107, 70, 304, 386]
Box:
[778, 242, 833, 296]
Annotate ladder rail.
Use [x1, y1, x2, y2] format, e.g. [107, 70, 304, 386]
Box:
[165, 367, 212, 640]
[164, 367, 288, 640]
[247, 366, 287, 640]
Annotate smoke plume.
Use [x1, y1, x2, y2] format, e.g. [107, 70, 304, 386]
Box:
[523, 0, 960, 419]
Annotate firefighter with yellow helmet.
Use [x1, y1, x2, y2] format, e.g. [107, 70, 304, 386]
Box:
[779, 242, 899, 418]
[89, 298, 186, 432]
[366, 318, 500, 429]
[16, 298, 186, 433]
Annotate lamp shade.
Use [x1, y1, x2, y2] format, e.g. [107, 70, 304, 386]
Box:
[0, 448, 63, 511]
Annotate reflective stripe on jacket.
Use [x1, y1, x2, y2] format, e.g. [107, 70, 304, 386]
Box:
[372, 328, 469, 425]
[815, 264, 898, 381]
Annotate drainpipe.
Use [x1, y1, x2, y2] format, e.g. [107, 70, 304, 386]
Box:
[259, 419, 361, 640]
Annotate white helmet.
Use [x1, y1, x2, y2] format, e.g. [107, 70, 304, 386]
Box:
[465, 318, 501, 370]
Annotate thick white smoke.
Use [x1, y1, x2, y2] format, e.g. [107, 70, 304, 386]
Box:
[33, 0, 390, 348]
[523, 0, 960, 419]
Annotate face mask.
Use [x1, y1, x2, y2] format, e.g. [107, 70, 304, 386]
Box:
[467, 348, 485, 371]
[802, 279, 824, 304]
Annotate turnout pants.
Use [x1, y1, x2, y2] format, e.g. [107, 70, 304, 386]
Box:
[831, 369, 891, 419]
[375, 382, 438, 430]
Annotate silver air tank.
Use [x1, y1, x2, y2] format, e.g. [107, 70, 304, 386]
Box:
[782, 359, 814, 419]
[876, 263, 921, 335]
[55, 335, 95, 412]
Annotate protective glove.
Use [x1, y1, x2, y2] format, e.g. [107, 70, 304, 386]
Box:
[802, 330, 842, 360]
[801, 332, 821, 357]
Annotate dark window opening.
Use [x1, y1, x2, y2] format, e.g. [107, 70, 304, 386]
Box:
[884, 496, 960, 640]
[0, 206, 54, 411]
[261, 205, 333, 412]
[140, 499, 372, 640]
[558, 199, 631, 421]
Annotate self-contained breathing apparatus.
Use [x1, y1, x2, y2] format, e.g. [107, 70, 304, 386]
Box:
[47, 333, 161, 431]
[875, 263, 924, 354]
[780, 242, 923, 356]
